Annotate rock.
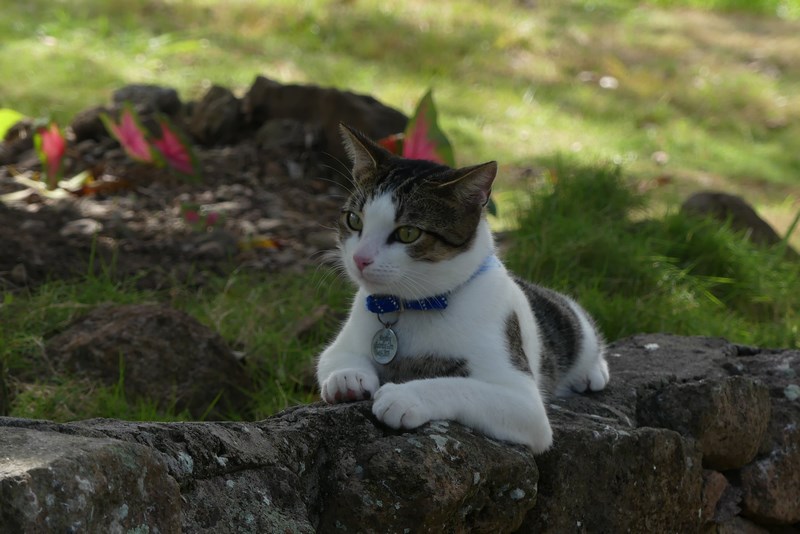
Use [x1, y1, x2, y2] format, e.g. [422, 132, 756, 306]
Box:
[637, 376, 770, 470]
[523, 423, 703, 533]
[189, 229, 239, 260]
[44, 304, 252, 418]
[0, 359, 7, 416]
[739, 423, 800, 526]
[736, 347, 800, 525]
[315, 416, 537, 532]
[69, 105, 111, 142]
[681, 191, 798, 258]
[240, 75, 282, 123]
[714, 516, 771, 534]
[0, 403, 537, 533]
[740, 443, 800, 525]
[704, 470, 731, 524]
[112, 84, 183, 115]
[60, 218, 103, 238]
[10, 263, 27, 285]
[715, 479, 745, 524]
[0, 118, 35, 165]
[525, 333, 799, 532]
[0, 426, 181, 533]
[70, 85, 182, 144]
[241, 75, 408, 166]
[188, 85, 241, 145]
[256, 118, 320, 153]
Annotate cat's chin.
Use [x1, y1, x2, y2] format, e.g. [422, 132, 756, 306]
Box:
[353, 277, 395, 296]
[347, 270, 389, 293]
[349, 271, 412, 298]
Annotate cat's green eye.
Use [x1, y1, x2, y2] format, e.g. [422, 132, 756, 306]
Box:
[395, 226, 422, 244]
[343, 211, 363, 232]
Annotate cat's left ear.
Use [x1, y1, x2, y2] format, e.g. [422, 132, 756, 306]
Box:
[440, 161, 497, 207]
[339, 123, 391, 180]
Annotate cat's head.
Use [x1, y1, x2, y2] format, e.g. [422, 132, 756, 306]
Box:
[337, 124, 496, 298]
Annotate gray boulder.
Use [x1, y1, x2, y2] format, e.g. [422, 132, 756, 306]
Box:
[112, 84, 183, 116]
[71, 84, 184, 142]
[737, 347, 800, 525]
[0, 426, 180, 533]
[637, 376, 770, 470]
[188, 85, 242, 146]
[681, 190, 798, 258]
[0, 403, 537, 533]
[241, 75, 408, 166]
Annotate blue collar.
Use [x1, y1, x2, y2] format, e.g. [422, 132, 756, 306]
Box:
[365, 254, 501, 314]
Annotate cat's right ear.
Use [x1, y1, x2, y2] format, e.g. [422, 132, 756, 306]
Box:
[339, 123, 390, 180]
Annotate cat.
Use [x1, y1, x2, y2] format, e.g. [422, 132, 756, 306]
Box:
[316, 124, 609, 453]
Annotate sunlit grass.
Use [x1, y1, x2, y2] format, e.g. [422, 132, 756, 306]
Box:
[2, 1, 798, 196]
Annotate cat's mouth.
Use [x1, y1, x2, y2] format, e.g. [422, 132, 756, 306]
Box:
[354, 269, 407, 297]
[355, 270, 390, 291]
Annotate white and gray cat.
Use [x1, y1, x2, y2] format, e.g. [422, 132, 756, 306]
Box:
[316, 124, 609, 453]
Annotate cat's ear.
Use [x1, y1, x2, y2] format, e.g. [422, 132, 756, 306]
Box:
[339, 123, 390, 179]
[440, 161, 497, 207]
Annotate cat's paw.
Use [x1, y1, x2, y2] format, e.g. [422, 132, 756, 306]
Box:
[564, 358, 610, 394]
[588, 358, 610, 391]
[321, 369, 380, 404]
[372, 383, 432, 429]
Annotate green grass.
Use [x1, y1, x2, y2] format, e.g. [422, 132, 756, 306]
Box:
[649, 0, 800, 17]
[174, 269, 353, 418]
[10, 376, 194, 422]
[0, 273, 185, 420]
[0, 266, 354, 421]
[504, 160, 800, 347]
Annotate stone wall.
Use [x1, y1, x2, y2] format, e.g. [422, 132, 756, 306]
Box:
[1, 333, 798, 533]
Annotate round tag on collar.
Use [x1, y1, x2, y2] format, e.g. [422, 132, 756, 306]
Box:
[372, 327, 398, 364]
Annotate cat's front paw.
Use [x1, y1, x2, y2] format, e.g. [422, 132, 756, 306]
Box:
[320, 369, 380, 404]
[372, 383, 432, 429]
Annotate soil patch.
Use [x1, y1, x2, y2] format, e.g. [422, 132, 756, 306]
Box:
[0, 78, 407, 290]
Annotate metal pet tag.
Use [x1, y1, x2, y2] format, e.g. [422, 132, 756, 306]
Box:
[372, 327, 398, 364]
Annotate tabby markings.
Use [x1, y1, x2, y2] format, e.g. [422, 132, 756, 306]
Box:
[506, 312, 532, 376]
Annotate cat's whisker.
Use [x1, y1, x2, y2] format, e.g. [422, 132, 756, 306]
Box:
[319, 164, 357, 194]
[395, 275, 431, 301]
[398, 270, 437, 299]
[320, 153, 358, 186]
[311, 260, 348, 294]
[310, 249, 344, 274]
[321, 152, 351, 174]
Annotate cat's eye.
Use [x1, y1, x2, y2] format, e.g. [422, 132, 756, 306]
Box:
[395, 226, 422, 244]
[343, 211, 363, 232]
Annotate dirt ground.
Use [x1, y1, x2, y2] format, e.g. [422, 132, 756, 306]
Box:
[0, 80, 407, 291]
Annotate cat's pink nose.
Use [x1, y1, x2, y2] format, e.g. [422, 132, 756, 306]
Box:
[354, 254, 373, 272]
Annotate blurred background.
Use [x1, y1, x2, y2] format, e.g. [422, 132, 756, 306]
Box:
[3, 0, 799, 216]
